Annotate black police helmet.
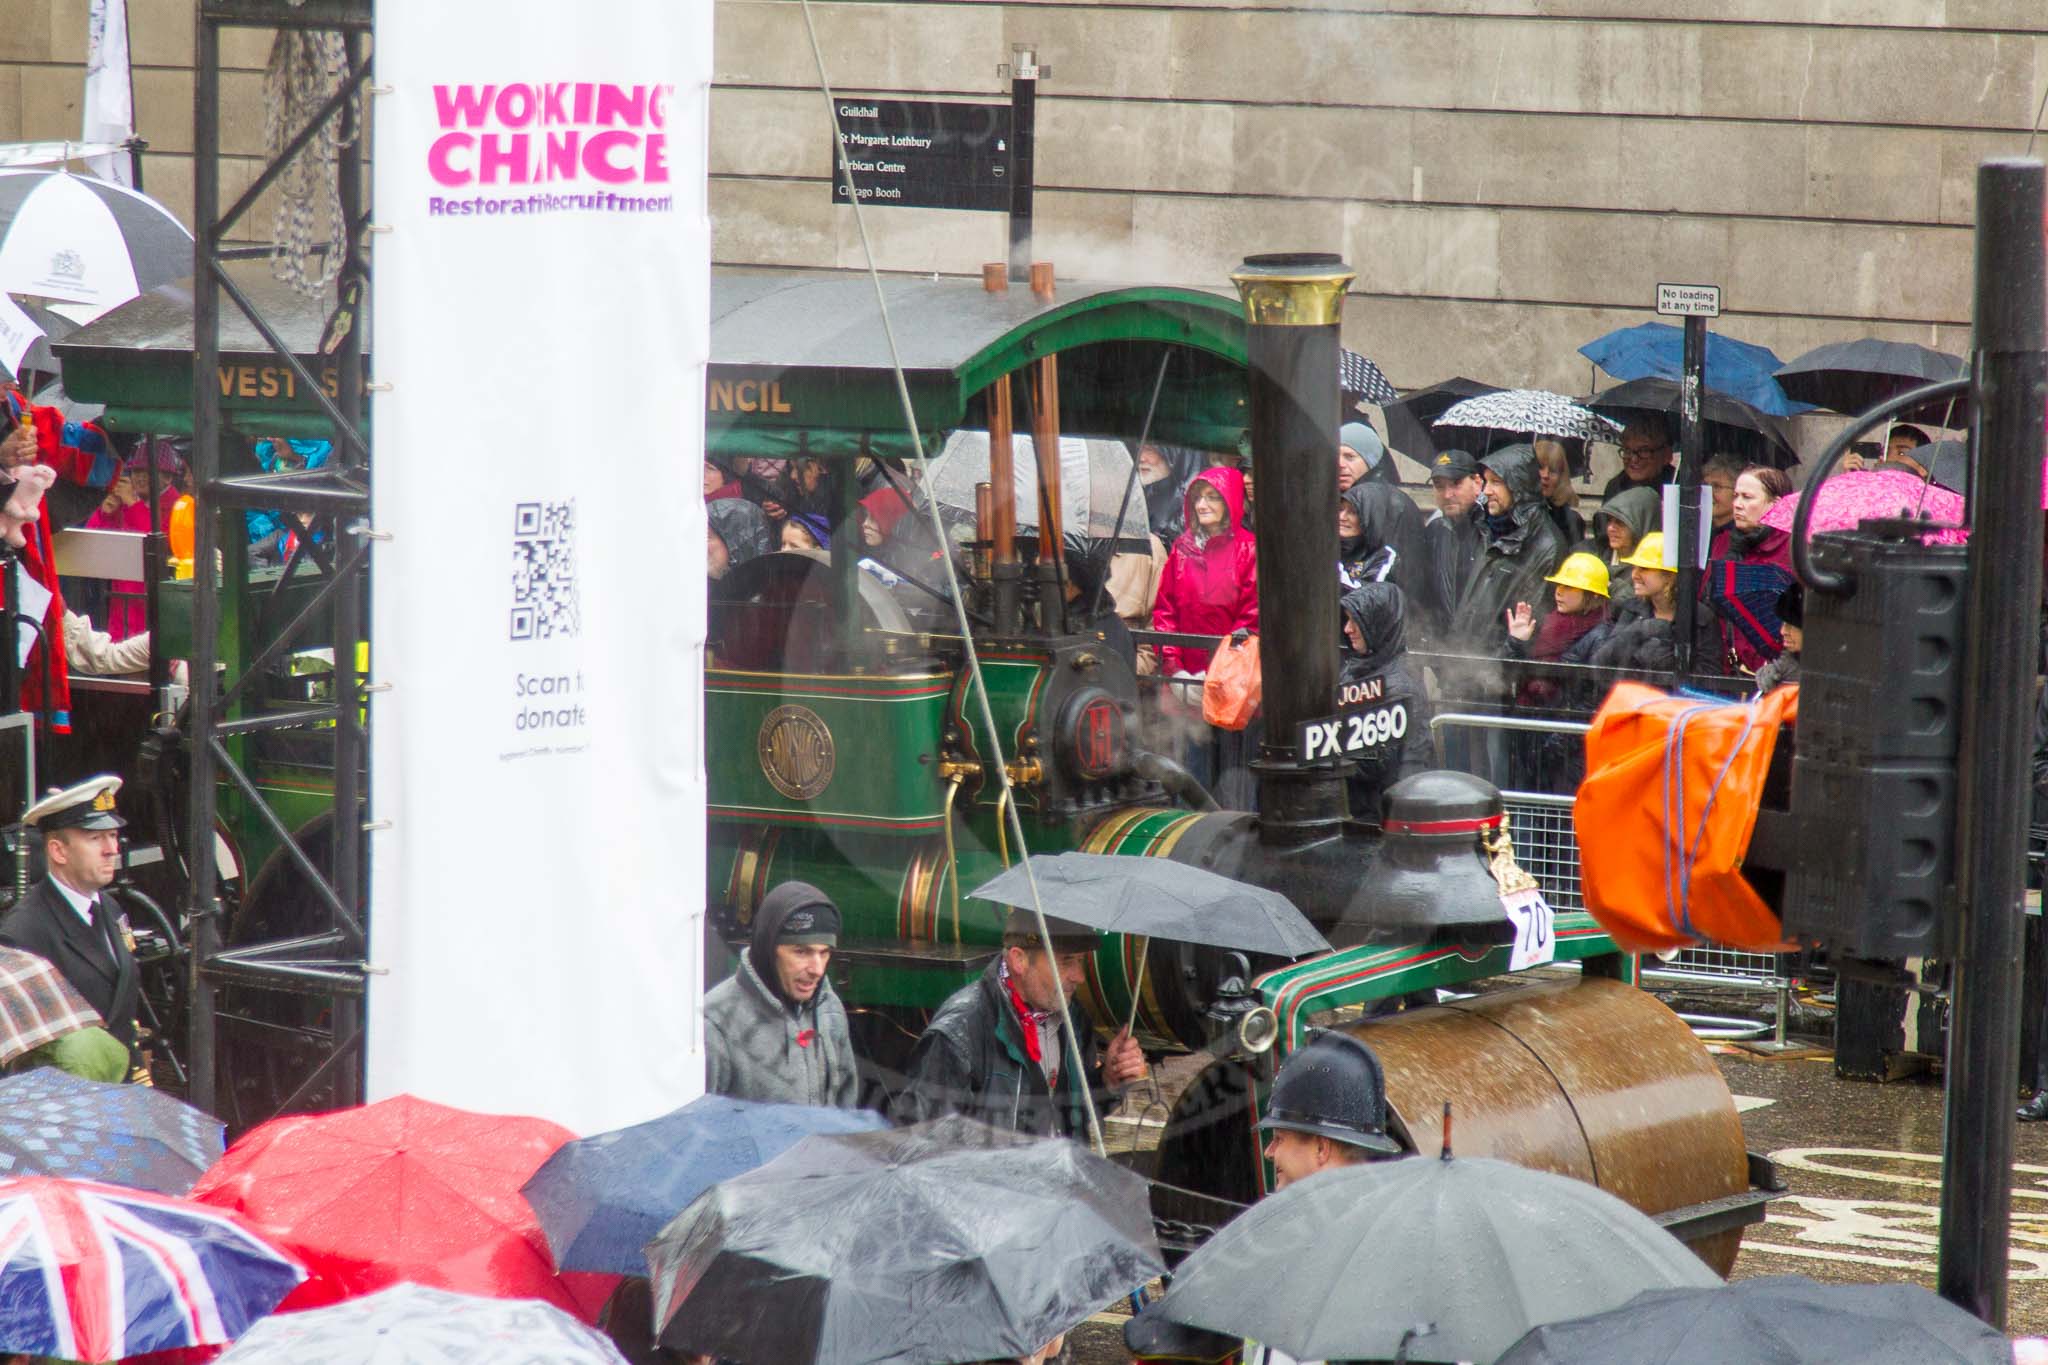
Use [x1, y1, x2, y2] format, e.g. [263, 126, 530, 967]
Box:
[1256, 1030, 1403, 1154]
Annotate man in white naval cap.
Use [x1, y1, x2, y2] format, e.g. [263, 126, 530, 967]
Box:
[1, 776, 141, 1069]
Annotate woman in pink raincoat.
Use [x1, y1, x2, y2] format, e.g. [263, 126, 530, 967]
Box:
[1151, 466, 1258, 676]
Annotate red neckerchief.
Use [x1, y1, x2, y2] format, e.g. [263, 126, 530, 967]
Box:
[998, 959, 1056, 1065]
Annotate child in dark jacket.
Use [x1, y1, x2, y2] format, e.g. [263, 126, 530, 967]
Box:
[1504, 551, 1613, 792]
[1505, 550, 1613, 709]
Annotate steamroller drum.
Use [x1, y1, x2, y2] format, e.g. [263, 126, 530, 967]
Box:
[1155, 978, 1751, 1273]
[1353, 977, 1751, 1275]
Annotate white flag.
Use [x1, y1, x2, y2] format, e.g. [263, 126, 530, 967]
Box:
[83, 0, 133, 186]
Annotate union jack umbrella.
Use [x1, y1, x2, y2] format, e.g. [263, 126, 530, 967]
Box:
[0, 1175, 304, 1362]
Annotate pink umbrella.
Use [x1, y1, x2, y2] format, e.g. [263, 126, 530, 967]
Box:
[1762, 467, 1968, 546]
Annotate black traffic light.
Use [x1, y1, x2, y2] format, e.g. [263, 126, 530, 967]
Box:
[1774, 525, 1967, 960]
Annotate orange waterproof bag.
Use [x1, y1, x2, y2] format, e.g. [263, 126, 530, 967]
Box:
[1574, 681, 1799, 953]
[1202, 634, 1261, 731]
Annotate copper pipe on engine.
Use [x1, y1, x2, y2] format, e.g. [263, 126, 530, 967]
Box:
[987, 373, 1020, 633]
[974, 481, 993, 578]
[1029, 355, 1066, 628]
[1030, 355, 1064, 539]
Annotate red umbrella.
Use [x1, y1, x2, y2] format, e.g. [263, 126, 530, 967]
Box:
[187, 1094, 616, 1323]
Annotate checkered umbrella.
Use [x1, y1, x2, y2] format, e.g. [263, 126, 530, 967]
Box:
[215, 1283, 628, 1365]
[0, 945, 101, 1065]
[0, 1067, 224, 1195]
[1434, 389, 1622, 444]
[1341, 348, 1398, 405]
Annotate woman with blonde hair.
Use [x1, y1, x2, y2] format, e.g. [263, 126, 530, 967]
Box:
[1532, 439, 1586, 544]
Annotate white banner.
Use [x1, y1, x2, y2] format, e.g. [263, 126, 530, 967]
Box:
[83, 0, 132, 186]
[369, 5, 710, 1132]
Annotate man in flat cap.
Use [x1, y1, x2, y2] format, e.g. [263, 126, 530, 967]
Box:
[0, 776, 141, 1073]
[704, 880, 861, 1107]
[891, 908, 1146, 1138]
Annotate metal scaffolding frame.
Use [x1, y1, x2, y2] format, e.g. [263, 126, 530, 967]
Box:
[187, 0, 373, 1125]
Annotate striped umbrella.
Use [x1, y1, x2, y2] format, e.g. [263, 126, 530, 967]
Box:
[0, 1175, 304, 1362]
[0, 170, 192, 321]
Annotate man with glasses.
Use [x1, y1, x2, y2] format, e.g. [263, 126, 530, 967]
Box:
[1600, 416, 1677, 505]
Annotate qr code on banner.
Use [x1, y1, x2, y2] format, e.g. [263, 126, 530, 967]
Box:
[510, 500, 580, 641]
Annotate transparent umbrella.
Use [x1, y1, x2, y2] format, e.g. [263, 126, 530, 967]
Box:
[215, 1282, 629, 1365]
[924, 428, 1153, 542]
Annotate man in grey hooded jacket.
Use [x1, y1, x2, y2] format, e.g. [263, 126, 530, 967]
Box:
[704, 880, 862, 1107]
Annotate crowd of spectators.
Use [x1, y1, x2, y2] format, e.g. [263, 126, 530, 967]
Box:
[699, 410, 1880, 810]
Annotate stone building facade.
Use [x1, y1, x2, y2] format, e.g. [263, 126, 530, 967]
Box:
[710, 0, 2043, 396]
[5, 1, 2044, 399]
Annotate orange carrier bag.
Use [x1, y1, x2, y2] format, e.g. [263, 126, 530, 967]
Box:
[1574, 681, 1799, 953]
[1202, 633, 1261, 731]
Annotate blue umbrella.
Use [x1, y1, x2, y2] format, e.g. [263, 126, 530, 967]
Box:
[519, 1096, 888, 1274]
[0, 1067, 224, 1195]
[1579, 322, 1810, 418]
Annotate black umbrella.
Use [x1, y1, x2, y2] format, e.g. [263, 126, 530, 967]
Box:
[1140, 1154, 1718, 1364]
[1775, 338, 1967, 424]
[971, 852, 1327, 1043]
[647, 1115, 1163, 1365]
[1495, 1275, 2011, 1365]
[1389, 377, 1501, 432]
[1920, 438, 1967, 492]
[1585, 377, 1800, 469]
[968, 852, 1326, 958]
[1369, 397, 1437, 472]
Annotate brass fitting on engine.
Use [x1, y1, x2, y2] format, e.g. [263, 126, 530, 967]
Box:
[1005, 756, 1044, 787]
[937, 758, 982, 782]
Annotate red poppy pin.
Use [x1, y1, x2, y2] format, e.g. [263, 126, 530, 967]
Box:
[796, 1028, 816, 1048]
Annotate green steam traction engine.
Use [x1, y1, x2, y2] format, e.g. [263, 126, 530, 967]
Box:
[704, 259, 1772, 1269]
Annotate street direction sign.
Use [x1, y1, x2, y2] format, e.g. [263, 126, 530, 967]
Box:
[830, 99, 1012, 212]
[1656, 283, 1722, 317]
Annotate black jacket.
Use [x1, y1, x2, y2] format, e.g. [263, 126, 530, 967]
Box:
[1339, 583, 1434, 819]
[891, 960, 1111, 1139]
[1340, 483, 1429, 613]
[1449, 447, 1571, 653]
[1590, 597, 1722, 676]
[0, 879, 139, 1048]
[1420, 509, 1484, 642]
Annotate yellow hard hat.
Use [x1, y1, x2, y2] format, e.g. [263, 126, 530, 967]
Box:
[1619, 531, 1672, 571]
[1544, 551, 1611, 598]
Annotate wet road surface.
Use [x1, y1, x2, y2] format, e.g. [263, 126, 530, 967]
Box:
[1069, 1014, 2048, 1360]
[1719, 1047, 2048, 1334]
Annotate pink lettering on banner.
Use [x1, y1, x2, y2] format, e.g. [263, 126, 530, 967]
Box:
[426, 81, 676, 197]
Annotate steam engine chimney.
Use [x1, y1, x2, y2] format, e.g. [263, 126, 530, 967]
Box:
[1230, 252, 1356, 847]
